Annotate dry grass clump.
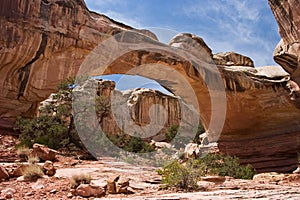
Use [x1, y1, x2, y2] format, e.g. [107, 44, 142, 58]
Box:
[16, 145, 30, 159]
[27, 156, 40, 164]
[23, 164, 44, 181]
[70, 174, 92, 189]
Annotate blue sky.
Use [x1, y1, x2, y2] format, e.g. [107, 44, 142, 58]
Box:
[85, 0, 280, 67]
[84, 0, 281, 92]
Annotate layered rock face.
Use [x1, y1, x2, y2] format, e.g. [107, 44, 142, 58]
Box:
[269, 0, 300, 84]
[40, 79, 184, 141]
[0, 0, 155, 128]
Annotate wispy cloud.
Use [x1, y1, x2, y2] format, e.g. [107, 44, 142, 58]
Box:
[181, 0, 278, 66]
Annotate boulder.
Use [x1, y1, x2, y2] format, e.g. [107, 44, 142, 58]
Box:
[253, 172, 286, 183]
[0, 166, 9, 180]
[29, 143, 58, 162]
[184, 143, 200, 159]
[42, 160, 56, 176]
[213, 52, 254, 67]
[75, 184, 105, 198]
[9, 164, 29, 178]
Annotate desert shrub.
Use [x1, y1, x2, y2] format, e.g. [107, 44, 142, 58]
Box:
[27, 156, 40, 164]
[14, 78, 84, 151]
[157, 153, 255, 191]
[200, 153, 255, 179]
[15, 115, 69, 149]
[157, 159, 205, 191]
[23, 165, 44, 181]
[193, 123, 205, 144]
[165, 125, 179, 142]
[16, 145, 30, 159]
[70, 174, 92, 189]
[107, 132, 155, 153]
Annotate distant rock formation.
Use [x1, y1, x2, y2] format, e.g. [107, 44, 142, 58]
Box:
[40, 79, 192, 141]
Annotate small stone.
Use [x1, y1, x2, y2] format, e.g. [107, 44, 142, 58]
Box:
[50, 189, 57, 194]
[0, 165, 9, 180]
[10, 164, 29, 177]
[32, 180, 45, 190]
[5, 193, 12, 199]
[293, 166, 300, 174]
[25, 191, 34, 196]
[67, 193, 73, 198]
[201, 176, 226, 183]
[43, 161, 56, 176]
[70, 189, 76, 196]
[1, 188, 16, 199]
[16, 176, 25, 182]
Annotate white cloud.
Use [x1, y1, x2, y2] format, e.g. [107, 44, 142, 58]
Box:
[181, 0, 277, 66]
[101, 10, 141, 28]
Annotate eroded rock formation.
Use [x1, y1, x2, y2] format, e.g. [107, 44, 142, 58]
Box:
[0, 0, 156, 128]
[269, 0, 300, 84]
[40, 79, 185, 141]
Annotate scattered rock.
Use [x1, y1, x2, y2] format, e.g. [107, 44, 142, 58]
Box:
[253, 172, 286, 183]
[25, 191, 34, 196]
[31, 180, 45, 190]
[293, 166, 300, 174]
[0, 165, 9, 180]
[201, 176, 226, 184]
[67, 192, 73, 198]
[184, 143, 200, 159]
[9, 164, 29, 177]
[107, 175, 119, 194]
[50, 189, 57, 194]
[279, 174, 300, 184]
[1, 188, 16, 199]
[116, 177, 131, 194]
[29, 143, 58, 162]
[150, 140, 172, 149]
[75, 184, 105, 198]
[16, 176, 25, 182]
[197, 181, 216, 190]
[42, 161, 56, 176]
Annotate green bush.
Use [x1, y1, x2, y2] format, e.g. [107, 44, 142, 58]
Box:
[157, 153, 255, 191]
[200, 153, 255, 179]
[14, 78, 83, 150]
[157, 159, 205, 191]
[15, 115, 68, 149]
[107, 132, 155, 153]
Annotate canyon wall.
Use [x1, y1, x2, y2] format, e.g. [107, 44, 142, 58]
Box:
[0, 0, 155, 128]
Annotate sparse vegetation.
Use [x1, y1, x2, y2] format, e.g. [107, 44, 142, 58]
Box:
[157, 159, 205, 191]
[70, 174, 92, 189]
[157, 153, 255, 191]
[16, 145, 30, 160]
[14, 78, 84, 151]
[23, 165, 44, 181]
[27, 156, 40, 164]
[107, 132, 155, 153]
